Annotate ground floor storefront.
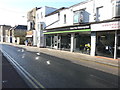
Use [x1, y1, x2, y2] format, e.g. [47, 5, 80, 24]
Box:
[44, 24, 91, 55]
[26, 30, 34, 46]
[91, 20, 120, 59]
[44, 20, 120, 59]
[45, 32, 91, 54]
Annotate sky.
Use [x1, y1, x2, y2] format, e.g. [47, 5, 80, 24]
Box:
[0, 0, 85, 26]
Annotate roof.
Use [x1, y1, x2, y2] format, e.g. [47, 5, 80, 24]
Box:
[12, 25, 27, 30]
[45, 7, 68, 17]
[69, 0, 93, 8]
[0, 25, 11, 27]
[28, 7, 42, 13]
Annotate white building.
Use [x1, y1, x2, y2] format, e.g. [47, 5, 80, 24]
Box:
[0, 25, 11, 43]
[35, 6, 57, 47]
[43, 0, 120, 59]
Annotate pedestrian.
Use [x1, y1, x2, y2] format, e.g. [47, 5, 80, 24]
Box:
[24, 40, 28, 46]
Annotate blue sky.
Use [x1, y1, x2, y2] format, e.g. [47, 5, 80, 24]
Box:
[0, 0, 85, 26]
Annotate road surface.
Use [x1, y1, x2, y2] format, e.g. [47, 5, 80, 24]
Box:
[2, 51, 30, 88]
[0, 44, 119, 88]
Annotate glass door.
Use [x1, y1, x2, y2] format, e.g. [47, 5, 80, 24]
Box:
[53, 35, 58, 49]
[117, 34, 120, 58]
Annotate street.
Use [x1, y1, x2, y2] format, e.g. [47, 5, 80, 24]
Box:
[1, 44, 119, 88]
[2, 51, 29, 88]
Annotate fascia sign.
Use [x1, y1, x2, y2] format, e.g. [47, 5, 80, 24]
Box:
[91, 21, 120, 31]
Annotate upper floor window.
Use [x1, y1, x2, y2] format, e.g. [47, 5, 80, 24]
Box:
[41, 12, 43, 19]
[58, 12, 60, 20]
[64, 14, 66, 24]
[112, 0, 120, 18]
[37, 14, 39, 20]
[41, 24, 43, 30]
[95, 6, 103, 21]
[73, 10, 84, 24]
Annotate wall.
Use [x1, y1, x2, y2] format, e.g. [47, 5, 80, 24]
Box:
[36, 6, 57, 47]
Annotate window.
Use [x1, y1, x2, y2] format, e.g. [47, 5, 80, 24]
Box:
[41, 12, 43, 18]
[96, 6, 103, 21]
[73, 10, 84, 24]
[115, 0, 120, 17]
[37, 24, 40, 30]
[30, 22, 33, 30]
[41, 24, 43, 30]
[58, 12, 60, 20]
[37, 14, 39, 20]
[64, 14, 66, 24]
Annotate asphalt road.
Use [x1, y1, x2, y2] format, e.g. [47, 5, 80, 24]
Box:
[0, 44, 119, 88]
[2, 51, 30, 89]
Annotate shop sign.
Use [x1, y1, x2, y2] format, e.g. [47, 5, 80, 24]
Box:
[91, 21, 120, 31]
[27, 31, 33, 35]
[70, 26, 90, 30]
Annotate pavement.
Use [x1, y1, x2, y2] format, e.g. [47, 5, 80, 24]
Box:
[1, 42, 119, 68]
[1, 51, 30, 89]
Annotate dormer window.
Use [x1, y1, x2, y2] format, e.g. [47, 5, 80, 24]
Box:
[73, 10, 85, 24]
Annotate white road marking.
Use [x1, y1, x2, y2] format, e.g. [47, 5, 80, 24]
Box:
[1, 49, 45, 88]
[36, 53, 40, 56]
[46, 61, 51, 65]
[35, 56, 39, 60]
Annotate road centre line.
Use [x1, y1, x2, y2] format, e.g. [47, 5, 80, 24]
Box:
[1, 49, 45, 89]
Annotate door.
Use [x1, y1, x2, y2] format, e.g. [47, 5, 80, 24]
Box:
[58, 35, 61, 50]
[53, 35, 58, 49]
[117, 35, 120, 58]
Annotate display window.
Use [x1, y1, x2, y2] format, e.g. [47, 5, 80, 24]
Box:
[96, 31, 115, 58]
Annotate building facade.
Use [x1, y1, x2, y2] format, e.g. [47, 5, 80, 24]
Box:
[36, 6, 57, 47]
[10, 25, 27, 44]
[44, 0, 94, 53]
[26, 7, 41, 46]
[43, 0, 120, 59]
[0, 25, 11, 43]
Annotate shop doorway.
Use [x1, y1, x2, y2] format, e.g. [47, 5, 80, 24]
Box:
[53, 35, 58, 49]
[96, 31, 115, 58]
[117, 34, 120, 58]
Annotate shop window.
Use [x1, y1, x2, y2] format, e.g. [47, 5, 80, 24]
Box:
[61, 34, 71, 51]
[96, 31, 115, 58]
[46, 35, 52, 47]
[74, 33, 91, 54]
[117, 31, 120, 58]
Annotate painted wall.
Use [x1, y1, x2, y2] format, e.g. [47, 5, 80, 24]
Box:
[36, 6, 57, 47]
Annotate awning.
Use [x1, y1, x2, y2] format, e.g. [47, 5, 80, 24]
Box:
[26, 35, 33, 37]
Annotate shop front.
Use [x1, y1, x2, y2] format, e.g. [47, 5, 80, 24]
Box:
[117, 31, 120, 59]
[91, 20, 120, 59]
[96, 31, 115, 58]
[44, 24, 91, 54]
[74, 32, 91, 54]
[26, 30, 33, 46]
